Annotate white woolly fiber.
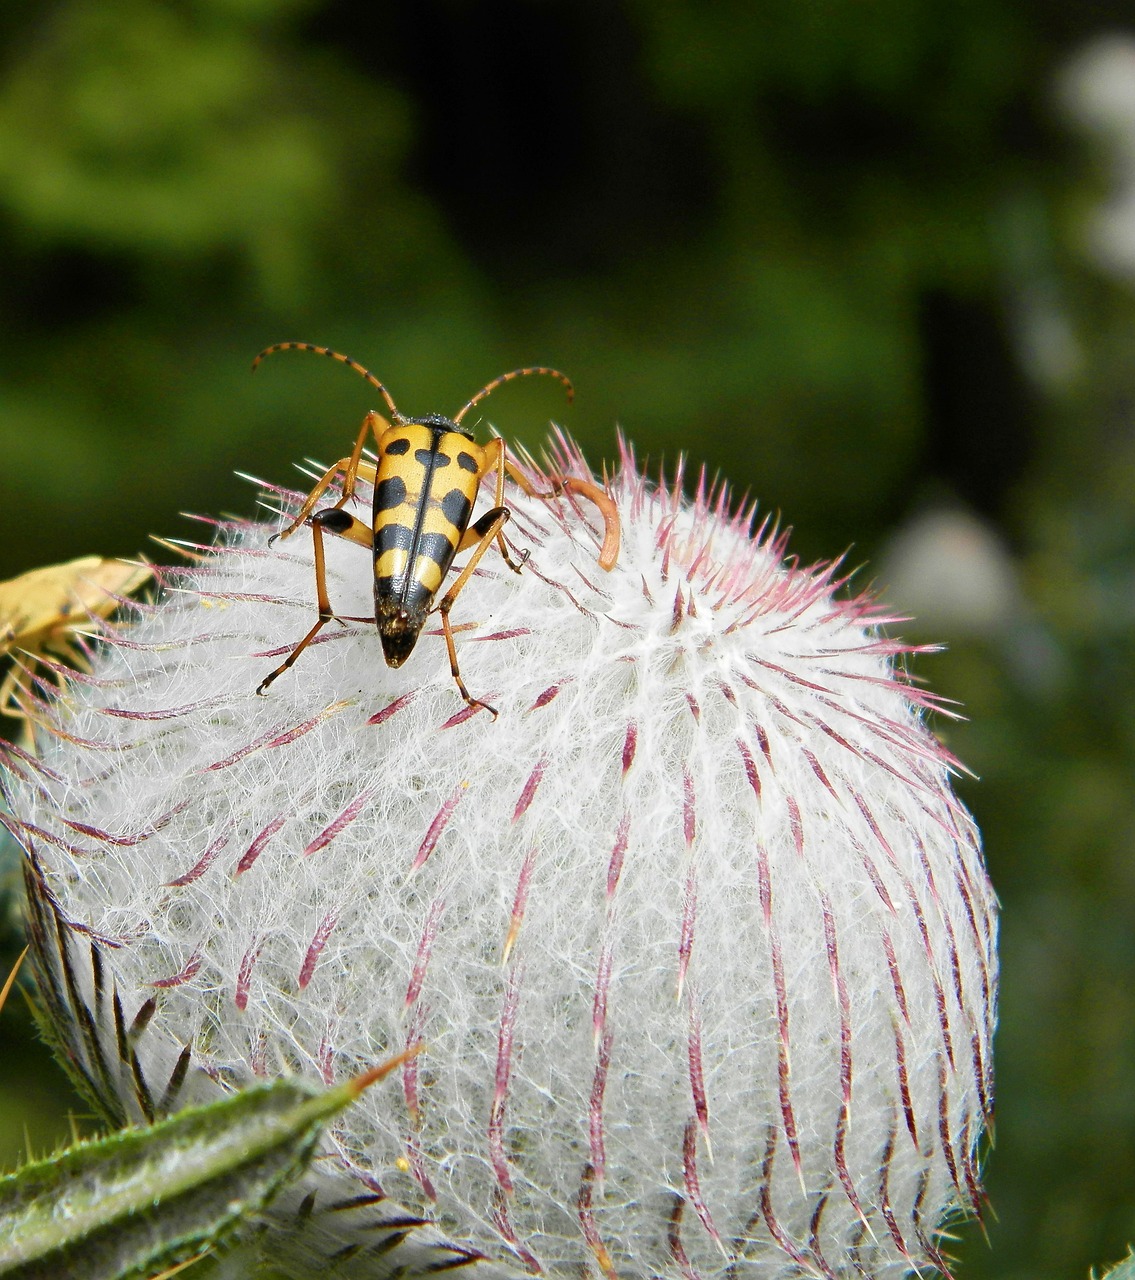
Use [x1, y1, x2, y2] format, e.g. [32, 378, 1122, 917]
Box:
[4, 433, 996, 1280]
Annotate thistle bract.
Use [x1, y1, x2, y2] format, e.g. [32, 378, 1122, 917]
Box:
[3, 434, 996, 1279]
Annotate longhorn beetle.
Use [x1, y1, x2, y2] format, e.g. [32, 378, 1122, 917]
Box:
[254, 343, 621, 717]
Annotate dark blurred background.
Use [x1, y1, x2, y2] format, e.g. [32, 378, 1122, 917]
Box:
[2, 2, 1135, 1277]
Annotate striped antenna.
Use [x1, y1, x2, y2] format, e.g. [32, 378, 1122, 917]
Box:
[454, 366, 573, 426]
[252, 342, 400, 419]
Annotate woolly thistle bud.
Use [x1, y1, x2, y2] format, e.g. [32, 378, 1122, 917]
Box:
[2, 432, 996, 1280]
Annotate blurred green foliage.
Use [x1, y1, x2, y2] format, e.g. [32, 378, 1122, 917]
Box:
[1, 2, 1134, 1278]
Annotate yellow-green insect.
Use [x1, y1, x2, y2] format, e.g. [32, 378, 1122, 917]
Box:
[253, 343, 620, 717]
[0, 556, 152, 736]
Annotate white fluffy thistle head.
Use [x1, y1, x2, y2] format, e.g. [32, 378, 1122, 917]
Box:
[3, 432, 996, 1280]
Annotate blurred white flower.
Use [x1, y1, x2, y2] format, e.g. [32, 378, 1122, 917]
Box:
[3, 434, 996, 1279]
[1060, 34, 1135, 280]
[879, 504, 1066, 695]
[878, 506, 1024, 637]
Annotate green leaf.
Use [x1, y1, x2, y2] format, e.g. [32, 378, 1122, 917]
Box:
[0, 1057, 410, 1280]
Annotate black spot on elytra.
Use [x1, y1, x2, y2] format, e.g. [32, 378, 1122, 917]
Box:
[417, 447, 448, 468]
[376, 521, 415, 554]
[384, 437, 411, 456]
[417, 530, 455, 568]
[456, 451, 478, 473]
[440, 488, 472, 530]
[376, 475, 408, 511]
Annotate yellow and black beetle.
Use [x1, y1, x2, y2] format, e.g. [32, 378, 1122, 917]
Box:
[253, 343, 620, 717]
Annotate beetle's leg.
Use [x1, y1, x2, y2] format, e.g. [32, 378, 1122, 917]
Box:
[308, 508, 373, 548]
[500, 452, 621, 571]
[272, 458, 355, 542]
[438, 506, 511, 719]
[337, 410, 388, 505]
[272, 410, 387, 543]
[0, 657, 42, 748]
[257, 509, 370, 694]
[0, 657, 29, 719]
[270, 457, 379, 545]
[467, 438, 528, 573]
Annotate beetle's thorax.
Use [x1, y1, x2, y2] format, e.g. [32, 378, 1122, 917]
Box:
[400, 412, 475, 440]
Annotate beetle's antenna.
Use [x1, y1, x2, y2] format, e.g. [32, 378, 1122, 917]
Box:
[252, 342, 401, 420]
[454, 367, 573, 426]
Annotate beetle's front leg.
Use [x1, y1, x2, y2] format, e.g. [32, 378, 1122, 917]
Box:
[270, 410, 388, 545]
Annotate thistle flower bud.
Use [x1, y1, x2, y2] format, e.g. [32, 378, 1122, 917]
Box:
[2, 433, 996, 1279]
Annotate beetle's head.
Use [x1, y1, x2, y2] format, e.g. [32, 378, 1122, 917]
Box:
[376, 600, 428, 668]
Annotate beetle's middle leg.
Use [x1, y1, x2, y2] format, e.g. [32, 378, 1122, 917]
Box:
[257, 508, 373, 694]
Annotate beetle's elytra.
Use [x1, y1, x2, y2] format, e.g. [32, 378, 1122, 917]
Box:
[254, 342, 620, 717]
